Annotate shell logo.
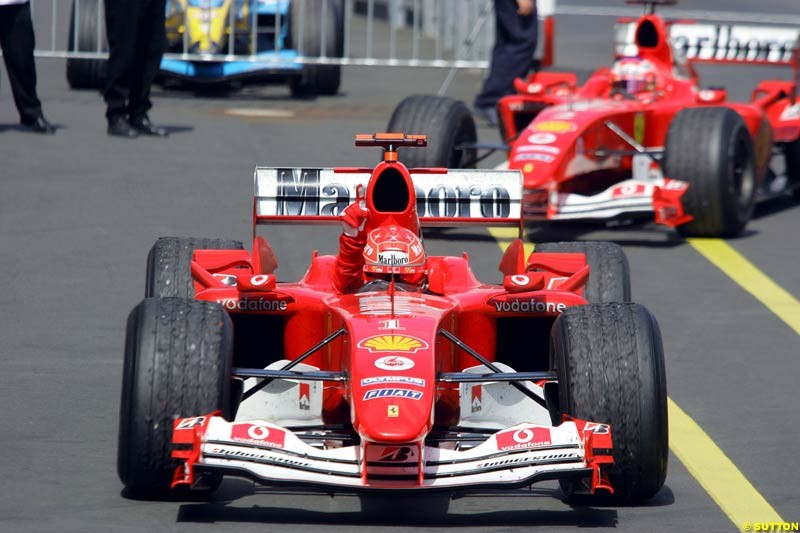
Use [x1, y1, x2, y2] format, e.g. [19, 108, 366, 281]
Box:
[357, 335, 429, 353]
[533, 120, 577, 134]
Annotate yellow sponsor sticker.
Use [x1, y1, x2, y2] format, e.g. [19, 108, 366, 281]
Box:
[634, 112, 646, 144]
[358, 335, 429, 353]
[533, 120, 577, 133]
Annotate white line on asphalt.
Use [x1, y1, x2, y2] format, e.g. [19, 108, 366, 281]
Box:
[224, 108, 296, 119]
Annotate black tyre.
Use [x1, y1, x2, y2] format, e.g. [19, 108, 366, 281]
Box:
[783, 138, 800, 201]
[66, 0, 108, 90]
[534, 241, 630, 303]
[118, 297, 234, 498]
[387, 95, 477, 168]
[146, 237, 245, 298]
[663, 107, 756, 237]
[289, 0, 344, 97]
[551, 303, 668, 504]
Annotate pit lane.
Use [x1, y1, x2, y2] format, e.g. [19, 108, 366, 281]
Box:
[1, 1, 798, 531]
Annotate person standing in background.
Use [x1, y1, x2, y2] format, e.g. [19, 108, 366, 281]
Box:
[473, 0, 537, 126]
[0, 0, 56, 134]
[104, 0, 169, 138]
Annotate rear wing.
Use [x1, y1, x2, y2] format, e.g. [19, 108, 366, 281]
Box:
[254, 167, 522, 227]
[615, 21, 800, 67]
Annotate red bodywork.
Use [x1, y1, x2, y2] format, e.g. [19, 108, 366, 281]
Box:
[169, 134, 614, 492]
[497, 11, 800, 226]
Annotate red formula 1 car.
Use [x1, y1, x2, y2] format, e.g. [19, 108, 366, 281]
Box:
[117, 134, 667, 504]
[388, 0, 800, 237]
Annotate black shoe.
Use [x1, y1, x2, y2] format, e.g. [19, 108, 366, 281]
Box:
[21, 114, 56, 134]
[473, 105, 499, 127]
[130, 115, 168, 137]
[107, 117, 139, 138]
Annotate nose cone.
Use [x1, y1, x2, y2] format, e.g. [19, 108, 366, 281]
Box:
[350, 333, 435, 443]
[186, 7, 226, 54]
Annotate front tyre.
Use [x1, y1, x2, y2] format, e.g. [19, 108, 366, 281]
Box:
[551, 303, 668, 504]
[387, 95, 477, 168]
[117, 298, 234, 498]
[534, 241, 631, 303]
[145, 237, 245, 298]
[289, 0, 344, 97]
[66, 0, 108, 89]
[664, 107, 756, 237]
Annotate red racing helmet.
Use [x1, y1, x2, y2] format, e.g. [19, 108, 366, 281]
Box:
[363, 225, 426, 276]
[611, 56, 657, 93]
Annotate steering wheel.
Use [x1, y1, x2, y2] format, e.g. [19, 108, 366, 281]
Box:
[610, 87, 637, 101]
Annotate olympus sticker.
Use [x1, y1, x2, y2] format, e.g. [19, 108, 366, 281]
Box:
[363, 388, 423, 401]
[361, 376, 425, 387]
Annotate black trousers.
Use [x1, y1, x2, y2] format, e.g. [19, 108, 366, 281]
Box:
[474, 0, 538, 108]
[0, 2, 43, 121]
[103, 0, 166, 120]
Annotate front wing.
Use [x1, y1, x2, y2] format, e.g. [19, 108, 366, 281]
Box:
[171, 415, 613, 493]
[524, 177, 692, 227]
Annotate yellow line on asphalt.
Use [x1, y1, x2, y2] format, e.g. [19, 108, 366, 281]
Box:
[688, 238, 800, 336]
[487, 229, 785, 526]
[668, 398, 783, 524]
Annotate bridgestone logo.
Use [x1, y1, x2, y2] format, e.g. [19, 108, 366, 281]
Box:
[216, 298, 288, 312]
[477, 452, 575, 469]
[209, 447, 308, 467]
[493, 299, 566, 313]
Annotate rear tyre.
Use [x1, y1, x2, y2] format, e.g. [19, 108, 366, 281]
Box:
[551, 303, 668, 504]
[289, 0, 344, 97]
[663, 107, 756, 237]
[66, 0, 108, 90]
[387, 95, 477, 168]
[145, 237, 245, 298]
[534, 241, 630, 303]
[117, 298, 234, 498]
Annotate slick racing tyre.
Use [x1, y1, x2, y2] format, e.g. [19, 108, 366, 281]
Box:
[551, 303, 668, 504]
[66, 0, 108, 89]
[534, 241, 631, 303]
[118, 297, 234, 498]
[289, 0, 344, 97]
[664, 107, 756, 237]
[145, 237, 245, 298]
[387, 95, 477, 168]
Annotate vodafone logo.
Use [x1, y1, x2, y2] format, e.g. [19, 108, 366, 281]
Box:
[528, 132, 557, 145]
[496, 426, 552, 451]
[511, 274, 530, 286]
[250, 274, 271, 286]
[247, 425, 270, 439]
[230, 423, 286, 448]
[374, 356, 415, 371]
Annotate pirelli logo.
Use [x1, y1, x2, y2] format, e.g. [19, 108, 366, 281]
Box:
[254, 167, 522, 221]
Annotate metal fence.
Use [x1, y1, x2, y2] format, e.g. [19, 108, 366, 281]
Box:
[24, 0, 555, 69]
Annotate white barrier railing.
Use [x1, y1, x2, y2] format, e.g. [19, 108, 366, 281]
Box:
[24, 0, 555, 69]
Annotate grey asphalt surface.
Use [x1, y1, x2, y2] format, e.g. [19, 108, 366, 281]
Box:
[2, 1, 799, 531]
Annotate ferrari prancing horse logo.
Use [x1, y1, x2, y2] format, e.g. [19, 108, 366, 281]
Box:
[357, 335, 429, 353]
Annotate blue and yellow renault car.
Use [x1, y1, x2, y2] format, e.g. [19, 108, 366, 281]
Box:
[66, 0, 343, 97]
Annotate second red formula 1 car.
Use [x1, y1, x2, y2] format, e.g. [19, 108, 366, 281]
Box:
[117, 133, 667, 505]
[388, 0, 800, 237]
